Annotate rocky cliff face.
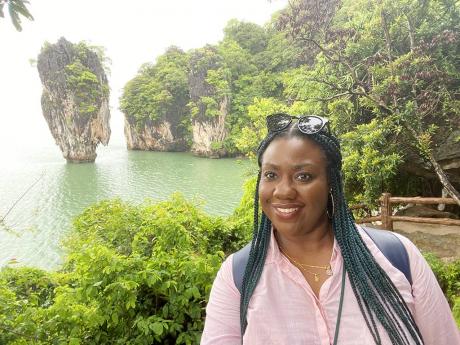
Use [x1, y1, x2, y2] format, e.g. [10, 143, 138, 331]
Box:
[37, 37, 110, 163]
[188, 46, 230, 158]
[190, 95, 229, 158]
[124, 118, 187, 151]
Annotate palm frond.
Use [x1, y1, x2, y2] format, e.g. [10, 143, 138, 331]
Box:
[3, 0, 34, 31]
[8, 1, 22, 31]
[11, 0, 33, 20]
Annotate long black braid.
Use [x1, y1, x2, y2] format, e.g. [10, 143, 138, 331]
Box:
[239, 125, 424, 345]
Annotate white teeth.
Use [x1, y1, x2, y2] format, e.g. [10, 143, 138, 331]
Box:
[276, 208, 298, 214]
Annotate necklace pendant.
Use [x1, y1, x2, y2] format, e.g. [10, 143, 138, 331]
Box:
[314, 274, 319, 282]
[326, 266, 333, 276]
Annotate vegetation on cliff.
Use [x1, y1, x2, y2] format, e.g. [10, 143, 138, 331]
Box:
[121, 0, 460, 205]
[121, 47, 189, 127]
[63, 43, 110, 118]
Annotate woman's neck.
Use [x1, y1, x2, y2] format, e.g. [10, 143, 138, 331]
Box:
[275, 222, 334, 261]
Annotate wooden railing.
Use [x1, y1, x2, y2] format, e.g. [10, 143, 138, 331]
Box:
[354, 193, 460, 230]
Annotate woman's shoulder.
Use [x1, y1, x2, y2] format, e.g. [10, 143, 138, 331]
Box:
[356, 225, 426, 286]
[356, 224, 421, 258]
[357, 224, 440, 285]
[212, 253, 240, 295]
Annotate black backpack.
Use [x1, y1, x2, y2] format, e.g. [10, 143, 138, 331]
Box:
[232, 226, 412, 294]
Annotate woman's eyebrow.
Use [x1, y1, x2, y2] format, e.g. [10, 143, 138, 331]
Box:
[262, 162, 316, 170]
[261, 162, 279, 169]
[293, 163, 316, 170]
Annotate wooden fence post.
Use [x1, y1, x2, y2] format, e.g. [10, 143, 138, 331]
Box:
[381, 193, 393, 231]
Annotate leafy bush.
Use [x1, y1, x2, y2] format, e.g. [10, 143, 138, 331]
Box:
[423, 253, 460, 306]
[0, 267, 57, 344]
[0, 194, 250, 344]
[423, 253, 460, 326]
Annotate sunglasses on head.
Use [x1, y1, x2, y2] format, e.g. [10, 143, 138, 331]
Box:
[266, 113, 330, 135]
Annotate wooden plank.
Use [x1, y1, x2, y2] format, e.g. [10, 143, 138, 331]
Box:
[349, 203, 368, 210]
[381, 193, 393, 230]
[389, 197, 457, 205]
[391, 216, 460, 226]
[356, 216, 381, 224]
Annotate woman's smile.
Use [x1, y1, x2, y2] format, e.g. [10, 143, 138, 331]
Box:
[271, 203, 303, 219]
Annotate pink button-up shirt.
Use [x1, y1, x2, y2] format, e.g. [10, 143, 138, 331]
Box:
[201, 226, 460, 345]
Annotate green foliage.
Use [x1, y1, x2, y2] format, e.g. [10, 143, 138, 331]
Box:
[65, 60, 106, 117]
[187, 45, 230, 122]
[424, 253, 460, 307]
[0, 0, 34, 31]
[223, 19, 269, 55]
[0, 267, 57, 344]
[120, 46, 190, 128]
[0, 194, 253, 344]
[453, 296, 460, 327]
[341, 118, 403, 205]
[423, 253, 460, 327]
[232, 175, 259, 229]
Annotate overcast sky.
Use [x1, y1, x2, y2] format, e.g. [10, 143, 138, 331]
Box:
[0, 0, 288, 151]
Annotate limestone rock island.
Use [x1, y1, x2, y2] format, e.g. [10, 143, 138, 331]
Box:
[37, 37, 110, 163]
[120, 45, 231, 158]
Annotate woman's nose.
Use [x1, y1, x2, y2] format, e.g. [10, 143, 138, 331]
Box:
[273, 177, 296, 199]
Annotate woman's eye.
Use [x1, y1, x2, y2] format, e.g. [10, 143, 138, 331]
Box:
[296, 173, 312, 181]
[263, 171, 276, 180]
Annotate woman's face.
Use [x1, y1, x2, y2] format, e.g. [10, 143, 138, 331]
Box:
[259, 136, 330, 238]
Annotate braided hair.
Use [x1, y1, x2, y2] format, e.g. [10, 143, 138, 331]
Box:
[239, 124, 424, 345]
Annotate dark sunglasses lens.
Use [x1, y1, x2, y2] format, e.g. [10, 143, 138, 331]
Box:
[267, 114, 291, 132]
[298, 116, 324, 134]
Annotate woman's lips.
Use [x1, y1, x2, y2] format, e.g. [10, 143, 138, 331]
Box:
[272, 205, 303, 220]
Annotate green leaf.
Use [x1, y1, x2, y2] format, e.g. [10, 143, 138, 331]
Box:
[150, 322, 163, 336]
[93, 280, 103, 287]
[69, 338, 80, 345]
[11, 0, 33, 20]
[8, 3, 21, 31]
[112, 312, 119, 325]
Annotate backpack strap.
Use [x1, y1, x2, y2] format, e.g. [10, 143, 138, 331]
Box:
[361, 226, 412, 285]
[232, 243, 251, 294]
[232, 227, 412, 294]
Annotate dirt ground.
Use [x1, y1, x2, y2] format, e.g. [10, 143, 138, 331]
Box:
[384, 221, 460, 261]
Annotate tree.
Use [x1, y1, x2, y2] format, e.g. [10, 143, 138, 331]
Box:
[0, 0, 33, 31]
[277, 0, 460, 205]
[120, 46, 190, 126]
[223, 19, 269, 55]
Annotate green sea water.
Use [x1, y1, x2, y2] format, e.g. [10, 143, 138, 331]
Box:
[0, 144, 254, 269]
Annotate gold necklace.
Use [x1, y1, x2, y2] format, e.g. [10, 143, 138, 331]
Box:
[279, 248, 333, 282]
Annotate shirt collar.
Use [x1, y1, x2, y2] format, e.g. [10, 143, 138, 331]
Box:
[266, 227, 340, 266]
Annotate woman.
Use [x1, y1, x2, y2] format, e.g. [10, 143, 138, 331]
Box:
[201, 114, 460, 345]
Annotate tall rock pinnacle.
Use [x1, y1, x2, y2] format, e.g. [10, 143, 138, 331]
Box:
[37, 37, 111, 162]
